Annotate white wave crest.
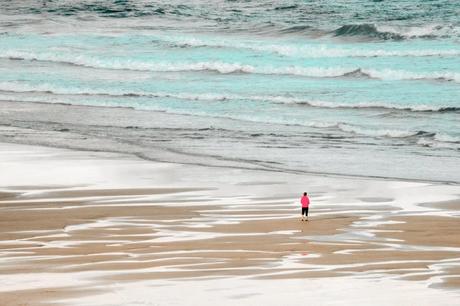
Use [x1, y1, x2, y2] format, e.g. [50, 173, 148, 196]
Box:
[268, 98, 456, 112]
[0, 50, 255, 74]
[307, 121, 340, 128]
[0, 81, 235, 102]
[376, 24, 460, 39]
[0, 81, 121, 96]
[163, 36, 460, 58]
[0, 82, 457, 114]
[338, 123, 418, 138]
[2, 50, 459, 82]
[363, 68, 460, 83]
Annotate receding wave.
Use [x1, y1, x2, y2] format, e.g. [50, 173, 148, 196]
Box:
[1, 86, 458, 146]
[333, 23, 460, 40]
[336, 125, 459, 147]
[270, 97, 460, 113]
[418, 133, 460, 150]
[1, 81, 458, 114]
[337, 124, 420, 138]
[2, 51, 460, 83]
[338, 124, 460, 147]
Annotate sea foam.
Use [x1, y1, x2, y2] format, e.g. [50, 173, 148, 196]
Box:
[2, 51, 459, 83]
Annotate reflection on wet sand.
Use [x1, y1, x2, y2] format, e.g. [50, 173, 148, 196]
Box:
[0, 144, 459, 305]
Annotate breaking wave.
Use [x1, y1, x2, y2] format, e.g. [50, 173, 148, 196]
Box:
[166, 37, 460, 58]
[1, 81, 458, 114]
[334, 24, 404, 40]
[2, 51, 460, 83]
[337, 125, 459, 147]
[333, 23, 460, 40]
[271, 97, 460, 113]
[418, 134, 460, 150]
[337, 124, 420, 138]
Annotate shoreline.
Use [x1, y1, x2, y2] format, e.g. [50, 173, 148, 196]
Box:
[2, 136, 460, 186]
[1, 99, 459, 184]
[1, 142, 460, 305]
[1, 99, 459, 186]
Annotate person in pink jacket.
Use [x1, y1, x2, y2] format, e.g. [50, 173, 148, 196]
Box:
[300, 192, 310, 221]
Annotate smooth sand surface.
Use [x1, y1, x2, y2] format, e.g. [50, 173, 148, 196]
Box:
[0, 143, 459, 305]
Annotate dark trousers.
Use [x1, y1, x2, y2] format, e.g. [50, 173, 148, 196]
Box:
[302, 207, 309, 216]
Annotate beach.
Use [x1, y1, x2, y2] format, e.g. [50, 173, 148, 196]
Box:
[1, 1, 459, 304]
[1, 143, 459, 305]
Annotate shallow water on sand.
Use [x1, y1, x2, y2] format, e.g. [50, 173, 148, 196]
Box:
[0, 1, 459, 182]
[1, 143, 460, 305]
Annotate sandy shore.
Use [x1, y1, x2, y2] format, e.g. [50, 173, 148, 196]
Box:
[1, 143, 460, 305]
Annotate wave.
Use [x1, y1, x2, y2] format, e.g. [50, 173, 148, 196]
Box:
[0, 81, 241, 101]
[334, 24, 404, 40]
[333, 23, 460, 40]
[3, 51, 460, 83]
[236, 95, 459, 113]
[12, 3, 181, 18]
[7, 48, 244, 75]
[279, 25, 312, 34]
[275, 98, 460, 113]
[335, 125, 458, 146]
[2, 93, 450, 145]
[1, 87, 457, 146]
[362, 68, 460, 83]
[160, 36, 460, 58]
[337, 124, 419, 138]
[1, 82, 458, 114]
[0, 51, 254, 74]
[274, 5, 299, 11]
[418, 134, 460, 150]
[377, 24, 460, 39]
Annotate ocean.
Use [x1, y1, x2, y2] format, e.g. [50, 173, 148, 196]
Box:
[0, 0, 459, 182]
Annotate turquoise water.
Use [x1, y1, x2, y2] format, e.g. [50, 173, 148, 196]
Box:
[0, 1, 459, 181]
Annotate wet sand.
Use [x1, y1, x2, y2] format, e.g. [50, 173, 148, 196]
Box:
[0, 143, 459, 305]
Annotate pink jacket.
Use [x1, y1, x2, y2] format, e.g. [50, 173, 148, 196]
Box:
[301, 195, 310, 208]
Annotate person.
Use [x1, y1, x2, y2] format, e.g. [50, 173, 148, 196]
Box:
[300, 192, 310, 221]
